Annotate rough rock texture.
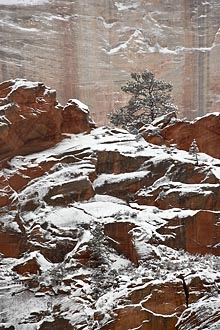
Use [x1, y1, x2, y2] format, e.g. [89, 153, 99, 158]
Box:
[0, 231, 26, 258]
[104, 222, 138, 265]
[141, 112, 220, 158]
[158, 211, 220, 255]
[1, 1, 220, 123]
[1, 86, 220, 329]
[0, 79, 94, 162]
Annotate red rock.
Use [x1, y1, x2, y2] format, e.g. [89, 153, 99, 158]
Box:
[176, 300, 220, 330]
[104, 222, 139, 265]
[101, 305, 177, 330]
[39, 318, 75, 330]
[44, 176, 95, 205]
[30, 239, 77, 264]
[129, 280, 185, 315]
[142, 113, 220, 158]
[0, 230, 26, 258]
[62, 99, 96, 134]
[13, 257, 40, 275]
[0, 79, 95, 161]
[158, 211, 220, 256]
[95, 171, 152, 201]
[96, 150, 150, 174]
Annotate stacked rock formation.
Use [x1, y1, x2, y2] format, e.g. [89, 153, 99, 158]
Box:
[0, 81, 220, 330]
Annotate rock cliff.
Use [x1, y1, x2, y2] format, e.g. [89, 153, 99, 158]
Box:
[0, 0, 220, 123]
[0, 81, 220, 330]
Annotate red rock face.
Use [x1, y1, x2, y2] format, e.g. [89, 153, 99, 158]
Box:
[101, 306, 177, 330]
[162, 114, 220, 158]
[158, 211, 220, 256]
[13, 257, 41, 275]
[0, 231, 26, 258]
[142, 113, 220, 158]
[0, 79, 94, 162]
[104, 222, 138, 265]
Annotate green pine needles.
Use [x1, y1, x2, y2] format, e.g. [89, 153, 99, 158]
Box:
[109, 70, 177, 133]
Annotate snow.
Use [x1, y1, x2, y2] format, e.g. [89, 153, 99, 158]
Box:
[65, 99, 89, 114]
[76, 200, 131, 219]
[115, 1, 138, 11]
[44, 206, 93, 228]
[93, 170, 150, 188]
[1, 120, 220, 329]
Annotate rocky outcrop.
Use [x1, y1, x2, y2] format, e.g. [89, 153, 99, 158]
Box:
[158, 211, 220, 256]
[1, 87, 220, 329]
[61, 99, 95, 134]
[142, 113, 220, 158]
[0, 79, 94, 162]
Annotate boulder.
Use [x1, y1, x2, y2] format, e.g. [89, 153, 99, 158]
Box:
[0, 79, 95, 161]
[62, 99, 96, 134]
[142, 113, 220, 158]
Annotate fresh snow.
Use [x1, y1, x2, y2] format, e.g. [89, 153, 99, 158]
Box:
[1, 118, 220, 329]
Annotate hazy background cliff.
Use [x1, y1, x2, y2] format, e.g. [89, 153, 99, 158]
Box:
[0, 0, 220, 124]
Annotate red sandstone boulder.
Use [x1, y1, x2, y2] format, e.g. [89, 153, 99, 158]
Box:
[62, 99, 96, 134]
[0, 80, 62, 159]
[142, 113, 220, 158]
[0, 79, 95, 161]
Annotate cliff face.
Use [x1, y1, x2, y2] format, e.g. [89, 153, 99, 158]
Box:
[1, 80, 220, 330]
[0, 0, 220, 123]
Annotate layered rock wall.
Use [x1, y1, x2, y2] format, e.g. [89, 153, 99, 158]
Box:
[0, 0, 220, 123]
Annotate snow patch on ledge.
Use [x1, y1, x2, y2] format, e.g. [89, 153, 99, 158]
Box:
[65, 99, 89, 114]
[115, 1, 138, 11]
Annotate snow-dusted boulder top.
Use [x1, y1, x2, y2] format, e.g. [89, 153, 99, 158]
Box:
[0, 79, 95, 161]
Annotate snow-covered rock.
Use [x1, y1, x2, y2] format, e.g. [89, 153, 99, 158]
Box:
[1, 85, 220, 329]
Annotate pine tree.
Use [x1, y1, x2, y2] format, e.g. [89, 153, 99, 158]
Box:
[109, 70, 177, 133]
[189, 139, 199, 165]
